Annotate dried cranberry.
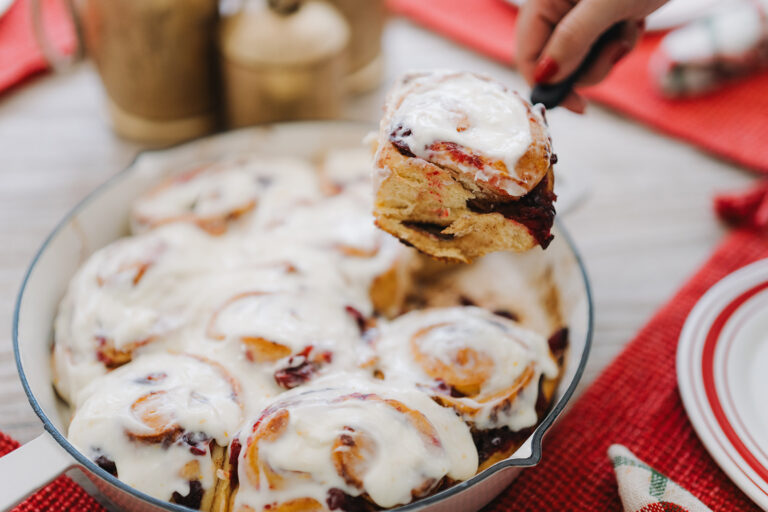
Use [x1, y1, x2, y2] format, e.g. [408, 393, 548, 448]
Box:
[182, 432, 210, 456]
[171, 480, 204, 510]
[345, 306, 368, 334]
[274, 360, 318, 389]
[389, 125, 415, 157]
[94, 454, 117, 477]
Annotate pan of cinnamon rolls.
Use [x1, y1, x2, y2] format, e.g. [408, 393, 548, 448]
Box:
[12, 118, 591, 512]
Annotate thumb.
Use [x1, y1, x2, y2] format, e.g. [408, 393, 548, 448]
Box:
[534, 0, 629, 84]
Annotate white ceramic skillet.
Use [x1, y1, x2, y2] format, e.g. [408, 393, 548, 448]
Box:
[1, 122, 592, 512]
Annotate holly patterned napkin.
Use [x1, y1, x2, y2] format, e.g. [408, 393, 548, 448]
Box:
[609, 444, 713, 512]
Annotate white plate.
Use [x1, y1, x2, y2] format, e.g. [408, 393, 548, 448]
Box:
[677, 259, 768, 509]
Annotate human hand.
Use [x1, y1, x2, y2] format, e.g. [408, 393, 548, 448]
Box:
[516, 0, 667, 112]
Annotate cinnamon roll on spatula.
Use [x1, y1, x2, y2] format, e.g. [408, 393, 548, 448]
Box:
[373, 71, 557, 263]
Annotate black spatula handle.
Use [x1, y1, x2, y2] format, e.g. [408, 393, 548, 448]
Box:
[530, 23, 624, 109]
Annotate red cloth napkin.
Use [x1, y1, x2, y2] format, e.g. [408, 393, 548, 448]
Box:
[485, 228, 768, 511]
[2, 229, 765, 510]
[0, 0, 76, 94]
[0, 431, 104, 512]
[386, 0, 768, 174]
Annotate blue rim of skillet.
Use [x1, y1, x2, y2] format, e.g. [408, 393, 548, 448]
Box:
[13, 122, 594, 512]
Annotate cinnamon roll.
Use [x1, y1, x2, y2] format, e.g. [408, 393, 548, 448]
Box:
[53, 224, 224, 404]
[206, 289, 365, 389]
[68, 353, 245, 511]
[230, 374, 477, 512]
[373, 71, 557, 263]
[372, 307, 560, 465]
[130, 156, 321, 235]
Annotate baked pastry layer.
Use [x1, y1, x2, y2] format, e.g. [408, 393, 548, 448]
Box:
[373, 71, 557, 263]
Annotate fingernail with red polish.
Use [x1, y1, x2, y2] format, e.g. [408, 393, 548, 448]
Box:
[533, 56, 559, 83]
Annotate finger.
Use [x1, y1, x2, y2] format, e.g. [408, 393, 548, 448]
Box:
[536, 0, 633, 83]
[561, 91, 587, 114]
[574, 20, 642, 87]
[516, 0, 577, 86]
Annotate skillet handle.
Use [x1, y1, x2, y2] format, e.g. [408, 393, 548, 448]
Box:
[0, 432, 76, 511]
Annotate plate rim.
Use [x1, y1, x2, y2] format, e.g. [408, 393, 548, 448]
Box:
[677, 258, 768, 509]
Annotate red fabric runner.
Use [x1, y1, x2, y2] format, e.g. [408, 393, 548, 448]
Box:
[0, 0, 75, 94]
[386, 0, 768, 174]
[487, 228, 768, 511]
[0, 431, 104, 511]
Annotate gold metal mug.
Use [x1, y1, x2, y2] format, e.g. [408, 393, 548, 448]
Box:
[30, 0, 219, 144]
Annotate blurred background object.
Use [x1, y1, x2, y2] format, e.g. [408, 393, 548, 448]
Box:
[32, 0, 220, 144]
[650, 0, 768, 98]
[328, 0, 387, 93]
[218, 0, 349, 128]
[24, 0, 389, 141]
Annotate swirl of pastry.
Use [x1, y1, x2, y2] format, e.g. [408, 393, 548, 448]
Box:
[68, 353, 245, 510]
[265, 190, 416, 318]
[231, 374, 477, 512]
[372, 71, 557, 262]
[53, 224, 226, 404]
[206, 289, 363, 389]
[381, 71, 551, 200]
[130, 156, 322, 236]
[373, 306, 559, 432]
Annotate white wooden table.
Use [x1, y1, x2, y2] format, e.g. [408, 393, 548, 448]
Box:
[0, 18, 754, 443]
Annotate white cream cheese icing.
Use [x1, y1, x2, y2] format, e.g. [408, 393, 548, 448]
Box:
[68, 353, 246, 502]
[374, 306, 558, 431]
[233, 373, 477, 511]
[382, 71, 537, 197]
[57, 138, 561, 509]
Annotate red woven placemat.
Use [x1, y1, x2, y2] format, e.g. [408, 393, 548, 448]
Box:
[0, 431, 104, 512]
[0, 0, 75, 94]
[485, 228, 768, 511]
[386, 0, 768, 174]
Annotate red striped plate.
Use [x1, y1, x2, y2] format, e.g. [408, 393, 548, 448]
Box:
[678, 259, 768, 509]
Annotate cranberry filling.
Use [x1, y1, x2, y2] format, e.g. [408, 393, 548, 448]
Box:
[401, 221, 455, 241]
[345, 306, 368, 334]
[229, 438, 242, 488]
[94, 453, 117, 477]
[181, 431, 210, 456]
[273, 346, 331, 390]
[389, 125, 415, 158]
[171, 480, 204, 510]
[467, 172, 556, 248]
[326, 488, 379, 512]
[547, 327, 569, 365]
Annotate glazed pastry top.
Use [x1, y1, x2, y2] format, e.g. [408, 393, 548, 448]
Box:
[382, 71, 548, 197]
[68, 353, 244, 502]
[233, 373, 478, 511]
[374, 306, 558, 430]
